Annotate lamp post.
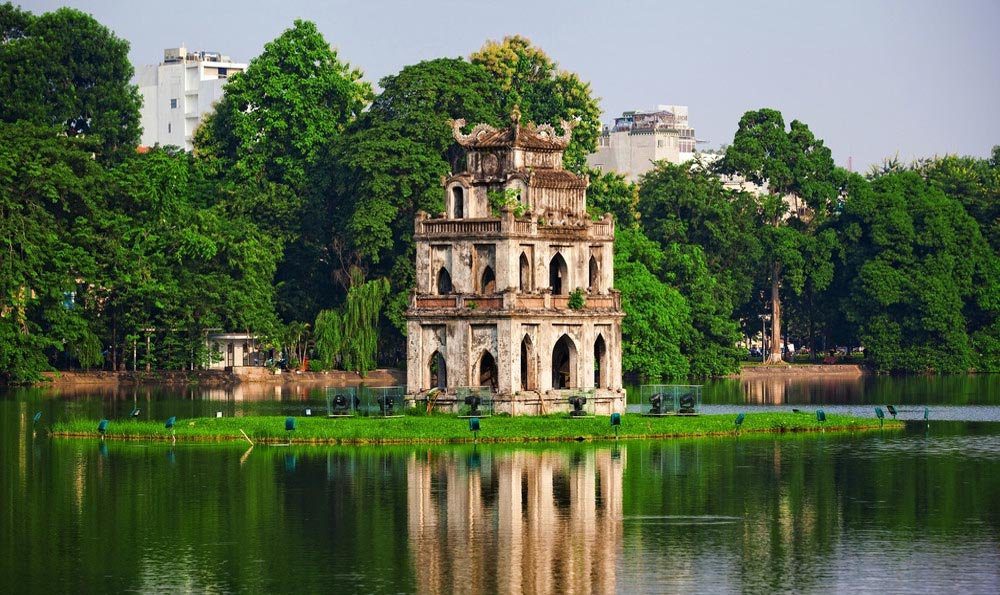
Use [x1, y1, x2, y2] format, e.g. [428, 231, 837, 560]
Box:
[758, 314, 771, 363]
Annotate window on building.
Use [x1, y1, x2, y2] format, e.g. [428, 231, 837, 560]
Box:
[170, 98, 178, 109]
[218, 67, 228, 78]
[452, 186, 464, 219]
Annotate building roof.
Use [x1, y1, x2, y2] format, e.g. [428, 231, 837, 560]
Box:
[452, 108, 574, 151]
[528, 169, 587, 189]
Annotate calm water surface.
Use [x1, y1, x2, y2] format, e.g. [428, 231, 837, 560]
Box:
[2, 375, 999, 593]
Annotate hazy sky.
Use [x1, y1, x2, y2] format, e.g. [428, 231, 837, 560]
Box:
[21, 0, 1000, 170]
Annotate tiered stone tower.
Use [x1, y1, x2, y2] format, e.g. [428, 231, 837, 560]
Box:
[405, 110, 625, 415]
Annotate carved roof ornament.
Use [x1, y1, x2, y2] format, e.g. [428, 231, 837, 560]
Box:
[450, 110, 575, 151]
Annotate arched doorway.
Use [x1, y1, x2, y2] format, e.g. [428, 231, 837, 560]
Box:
[520, 335, 536, 391]
[429, 350, 447, 390]
[594, 334, 607, 388]
[478, 351, 498, 391]
[589, 255, 599, 292]
[436, 267, 452, 294]
[519, 252, 531, 292]
[551, 334, 577, 389]
[452, 186, 464, 219]
[480, 265, 496, 294]
[549, 253, 567, 295]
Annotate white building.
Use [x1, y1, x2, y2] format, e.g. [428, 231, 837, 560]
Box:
[205, 332, 266, 369]
[136, 47, 246, 151]
[587, 105, 701, 181]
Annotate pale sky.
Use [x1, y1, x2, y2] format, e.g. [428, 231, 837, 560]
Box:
[19, 0, 1000, 170]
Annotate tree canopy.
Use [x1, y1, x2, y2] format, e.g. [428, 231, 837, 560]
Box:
[0, 3, 141, 161]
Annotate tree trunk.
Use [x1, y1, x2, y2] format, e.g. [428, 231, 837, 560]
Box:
[766, 260, 785, 365]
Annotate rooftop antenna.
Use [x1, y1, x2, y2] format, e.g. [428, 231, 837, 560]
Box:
[848, 156, 853, 172]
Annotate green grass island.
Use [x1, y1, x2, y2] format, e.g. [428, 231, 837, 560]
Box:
[51, 412, 902, 446]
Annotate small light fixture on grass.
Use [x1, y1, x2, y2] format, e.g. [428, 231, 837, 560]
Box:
[165, 416, 176, 443]
[875, 407, 885, 428]
[97, 419, 109, 439]
[886, 405, 897, 419]
[129, 408, 140, 418]
[464, 395, 482, 416]
[611, 412, 621, 439]
[305, 408, 312, 416]
[469, 417, 480, 442]
[285, 416, 296, 444]
[216, 411, 223, 418]
[816, 409, 826, 431]
[734, 413, 745, 434]
[649, 393, 664, 415]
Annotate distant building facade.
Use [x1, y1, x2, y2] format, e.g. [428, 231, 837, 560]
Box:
[136, 47, 246, 151]
[586, 105, 700, 181]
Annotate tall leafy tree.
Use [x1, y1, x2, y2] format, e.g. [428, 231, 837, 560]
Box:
[0, 4, 141, 160]
[196, 19, 371, 195]
[313, 58, 506, 361]
[637, 162, 759, 375]
[194, 19, 372, 323]
[0, 122, 107, 381]
[716, 109, 841, 363]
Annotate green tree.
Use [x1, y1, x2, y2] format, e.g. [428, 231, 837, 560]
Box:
[716, 109, 842, 364]
[916, 147, 1000, 252]
[193, 19, 372, 325]
[613, 227, 690, 378]
[0, 4, 141, 160]
[196, 19, 371, 194]
[471, 35, 600, 171]
[833, 171, 999, 372]
[0, 122, 106, 381]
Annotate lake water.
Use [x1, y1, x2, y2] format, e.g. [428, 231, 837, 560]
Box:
[2, 375, 999, 593]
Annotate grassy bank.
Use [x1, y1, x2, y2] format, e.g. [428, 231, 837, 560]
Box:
[51, 412, 900, 445]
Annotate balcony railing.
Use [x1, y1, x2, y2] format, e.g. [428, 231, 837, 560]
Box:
[410, 291, 622, 312]
[417, 219, 500, 236]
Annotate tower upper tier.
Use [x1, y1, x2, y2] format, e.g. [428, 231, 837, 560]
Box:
[445, 109, 589, 222]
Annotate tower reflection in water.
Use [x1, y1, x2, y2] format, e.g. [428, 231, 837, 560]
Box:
[407, 446, 624, 594]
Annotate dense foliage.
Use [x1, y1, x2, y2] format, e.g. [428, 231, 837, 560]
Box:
[0, 4, 141, 161]
[1, 6, 997, 382]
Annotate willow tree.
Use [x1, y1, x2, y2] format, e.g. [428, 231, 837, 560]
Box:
[324, 268, 390, 375]
[313, 309, 342, 369]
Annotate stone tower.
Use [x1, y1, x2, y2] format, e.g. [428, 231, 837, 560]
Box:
[405, 110, 625, 415]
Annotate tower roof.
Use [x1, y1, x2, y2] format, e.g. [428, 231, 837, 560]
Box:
[451, 108, 574, 151]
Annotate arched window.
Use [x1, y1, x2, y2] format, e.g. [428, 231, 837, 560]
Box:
[480, 265, 496, 294]
[594, 334, 608, 388]
[519, 252, 531, 292]
[549, 253, 568, 295]
[452, 186, 464, 219]
[429, 350, 447, 390]
[520, 334, 536, 391]
[478, 351, 498, 391]
[552, 334, 577, 389]
[589, 255, 599, 292]
[436, 267, 452, 295]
